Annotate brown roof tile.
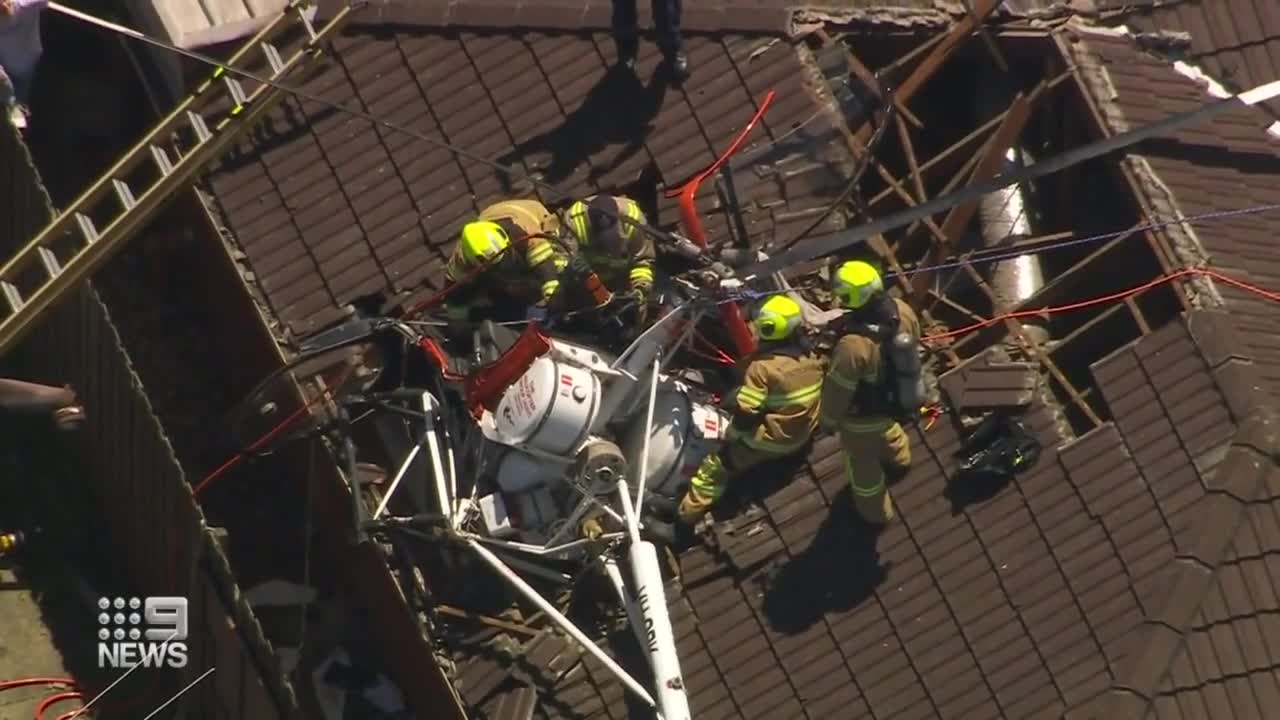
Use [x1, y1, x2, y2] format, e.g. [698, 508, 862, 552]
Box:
[1063, 26, 1280, 399]
[203, 24, 853, 337]
[1100, 0, 1280, 116]
[190, 10, 1280, 719]
[938, 350, 1039, 412]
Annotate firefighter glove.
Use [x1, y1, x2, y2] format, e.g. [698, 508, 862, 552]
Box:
[626, 288, 649, 326]
[581, 517, 604, 541]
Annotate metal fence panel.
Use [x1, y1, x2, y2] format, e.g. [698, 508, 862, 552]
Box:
[0, 120, 297, 719]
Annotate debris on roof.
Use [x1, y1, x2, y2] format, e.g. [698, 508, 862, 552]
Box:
[448, 309, 1278, 719]
[166, 4, 1280, 720]
[938, 350, 1039, 411]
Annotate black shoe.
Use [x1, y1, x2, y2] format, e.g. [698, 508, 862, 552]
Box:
[665, 50, 690, 82]
[616, 38, 638, 70]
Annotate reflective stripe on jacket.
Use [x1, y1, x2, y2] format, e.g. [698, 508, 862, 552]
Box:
[728, 346, 826, 452]
[565, 195, 656, 294]
[445, 200, 568, 308]
[822, 297, 921, 431]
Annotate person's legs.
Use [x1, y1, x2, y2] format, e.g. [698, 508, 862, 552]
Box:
[879, 421, 911, 470]
[9, 65, 33, 106]
[0, 65, 12, 104]
[652, 0, 689, 80]
[840, 426, 895, 525]
[611, 0, 640, 67]
[677, 441, 774, 524]
[652, 0, 682, 53]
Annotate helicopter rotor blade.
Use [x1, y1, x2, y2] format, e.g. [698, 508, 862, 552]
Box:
[741, 78, 1280, 280]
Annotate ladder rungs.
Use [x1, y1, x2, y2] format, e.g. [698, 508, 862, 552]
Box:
[37, 247, 62, 278]
[223, 76, 249, 116]
[187, 111, 212, 143]
[150, 145, 175, 177]
[74, 213, 99, 244]
[263, 42, 284, 75]
[1, 281, 23, 314]
[296, 4, 318, 42]
[112, 179, 137, 211]
[0, 0, 354, 354]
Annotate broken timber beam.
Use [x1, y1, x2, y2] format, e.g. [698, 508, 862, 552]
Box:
[962, 0, 1009, 73]
[894, 0, 1003, 103]
[910, 91, 1034, 308]
[846, 49, 923, 129]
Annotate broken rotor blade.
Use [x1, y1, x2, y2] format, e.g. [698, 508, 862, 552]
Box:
[741, 78, 1280, 280]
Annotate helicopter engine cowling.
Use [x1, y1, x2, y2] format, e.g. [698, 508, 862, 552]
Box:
[623, 383, 729, 499]
[492, 355, 601, 456]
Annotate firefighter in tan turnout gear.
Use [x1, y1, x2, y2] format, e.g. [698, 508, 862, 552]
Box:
[821, 260, 924, 525]
[443, 199, 569, 323]
[564, 194, 656, 326]
[677, 294, 826, 524]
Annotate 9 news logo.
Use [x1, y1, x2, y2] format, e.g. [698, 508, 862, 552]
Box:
[95, 596, 190, 669]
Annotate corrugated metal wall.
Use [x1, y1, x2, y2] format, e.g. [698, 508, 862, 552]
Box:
[0, 121, 299, 719]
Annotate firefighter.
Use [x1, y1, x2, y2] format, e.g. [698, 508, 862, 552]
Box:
[821, 260, 922, 526]
[677, 294, 825, 525]
[564, 194, 656, 326]
[443, 199, 568, 325]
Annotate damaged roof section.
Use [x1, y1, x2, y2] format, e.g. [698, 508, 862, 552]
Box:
[1059, 24, 1280, 397]
[199, 13, 857, 339]
[452, 309, 1280, 719]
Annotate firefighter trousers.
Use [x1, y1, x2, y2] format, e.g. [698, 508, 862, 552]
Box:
[838, 420, 911, 525]
[678, 440, 784, 523]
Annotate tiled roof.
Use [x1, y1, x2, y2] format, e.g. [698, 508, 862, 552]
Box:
[192, 8, 1280, 719]
[1097, 0, 1280, 116]
[1059, 24, 1280, 397]
[453, 310, 1280, 719]
[200, 16, 857, 338]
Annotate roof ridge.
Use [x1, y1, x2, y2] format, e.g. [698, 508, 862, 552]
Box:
[316, 0, 799, 36]
[1098, 310, 1280, 718]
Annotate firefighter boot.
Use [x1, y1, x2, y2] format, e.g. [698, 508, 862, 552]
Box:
[678, 452, 727, 525]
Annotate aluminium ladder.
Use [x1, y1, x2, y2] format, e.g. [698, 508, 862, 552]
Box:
[0, 0, 353, 356]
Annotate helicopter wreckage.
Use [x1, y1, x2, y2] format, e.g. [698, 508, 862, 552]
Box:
[229, 100, 795, 720]
[220, 66, 1280, 719]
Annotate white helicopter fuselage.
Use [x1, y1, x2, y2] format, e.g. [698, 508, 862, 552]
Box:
[477, 335, 728, 548]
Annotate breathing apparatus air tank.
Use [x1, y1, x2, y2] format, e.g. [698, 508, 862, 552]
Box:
[888, 331, 924, 416]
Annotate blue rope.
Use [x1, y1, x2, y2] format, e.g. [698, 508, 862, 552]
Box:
[714, 201, 1280, 304]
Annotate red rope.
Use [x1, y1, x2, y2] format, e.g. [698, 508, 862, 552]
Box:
[921, 267, 1275, 343]
[35, 691, 82, 720]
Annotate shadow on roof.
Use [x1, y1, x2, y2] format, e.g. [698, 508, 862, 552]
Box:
[761, 485, 887, 636]
[495, 61, 672, 191]
[1132, 137, 1280, 174]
